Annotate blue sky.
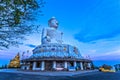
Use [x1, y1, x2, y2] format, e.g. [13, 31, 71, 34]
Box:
[0, 0, 120, 67]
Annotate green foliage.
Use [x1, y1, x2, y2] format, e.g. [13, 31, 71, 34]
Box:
[0, 0, 45, 27]
[0, 0, 45, 49]
[101, 64, 112, 70]
[0, 64, 8, 69]
[91, 62, 95, 69]
[114, 64, 120, 71]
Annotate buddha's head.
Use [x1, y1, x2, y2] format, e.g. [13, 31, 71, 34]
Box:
[48, 17, 59, 29]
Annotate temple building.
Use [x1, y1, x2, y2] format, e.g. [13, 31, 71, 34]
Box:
[21, 17, 93, 71]
[8, 53, 20, 68]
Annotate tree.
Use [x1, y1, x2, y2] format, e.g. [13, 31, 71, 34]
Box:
[101, 64, 112, 70]
[91, 62, 96, 69]
[0, 66, 2, 69]
[0, 0, 45, 49]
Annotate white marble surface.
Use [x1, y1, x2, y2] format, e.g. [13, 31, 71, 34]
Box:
[31, 43, 83, 59]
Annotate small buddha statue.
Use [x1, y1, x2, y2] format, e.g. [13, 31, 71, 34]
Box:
[41, 17, 63, 44]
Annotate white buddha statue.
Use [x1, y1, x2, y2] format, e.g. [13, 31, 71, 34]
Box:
[41, 17, 63, 44]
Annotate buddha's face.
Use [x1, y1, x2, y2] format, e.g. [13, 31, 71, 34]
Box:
[48, 18, 59, 29]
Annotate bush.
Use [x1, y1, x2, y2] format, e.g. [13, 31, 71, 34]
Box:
[101, 64, 112, 70]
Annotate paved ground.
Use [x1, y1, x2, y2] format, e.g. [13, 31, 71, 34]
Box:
[0, 70, 120, 80]
[0, 69, 98, 76]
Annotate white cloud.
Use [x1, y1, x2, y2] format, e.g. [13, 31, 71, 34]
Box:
[92, 48, 120, 60]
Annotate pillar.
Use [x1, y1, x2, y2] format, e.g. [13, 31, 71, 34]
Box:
[80, 62, 83, 70]
[83, 63, 87, 70]
[53, 61, 56, 69]
[64, 61, 67, 68]
[27, 66, 30, 70]
[88, 63, 91, 69]
[41, 61, 45, 71]
[74, 61, 77, 67]
[32, 62, 36, 70]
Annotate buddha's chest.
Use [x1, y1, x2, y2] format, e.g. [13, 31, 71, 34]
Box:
[47, 29, 62, 39]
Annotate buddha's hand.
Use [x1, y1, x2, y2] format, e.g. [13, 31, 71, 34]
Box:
[46, 36, 51, 42]
[56, 40, 63, 44]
